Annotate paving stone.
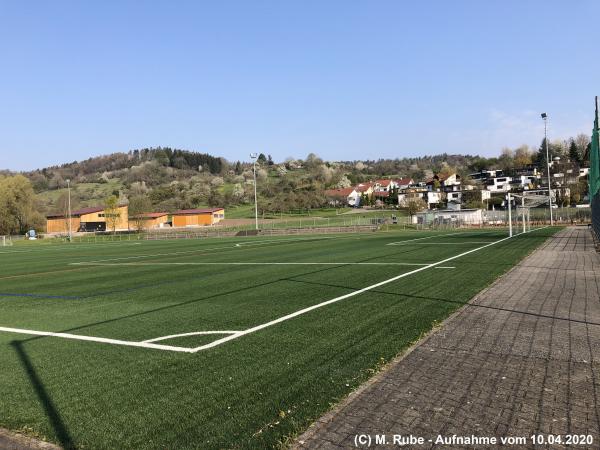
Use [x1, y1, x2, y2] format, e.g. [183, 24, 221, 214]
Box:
[295, 228, 600, 449]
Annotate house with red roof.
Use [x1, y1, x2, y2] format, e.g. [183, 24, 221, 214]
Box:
[324, 188, 360, 207]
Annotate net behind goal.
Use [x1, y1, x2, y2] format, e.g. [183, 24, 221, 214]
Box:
[508, 192, 551, 236]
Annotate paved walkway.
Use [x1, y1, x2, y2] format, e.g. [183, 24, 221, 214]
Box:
[0, 428, 59, 450]
[296, 227, 600, 449]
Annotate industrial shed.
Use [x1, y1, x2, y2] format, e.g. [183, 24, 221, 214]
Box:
[172, 208, 225, 227]
[129, 212, 170, 229]
[46, 205, 129, 233]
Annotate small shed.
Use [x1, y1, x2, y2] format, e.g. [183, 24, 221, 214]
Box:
[172, 208, 225, 227]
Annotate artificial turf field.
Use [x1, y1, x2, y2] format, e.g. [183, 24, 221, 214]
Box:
[0, 227, 559, 449]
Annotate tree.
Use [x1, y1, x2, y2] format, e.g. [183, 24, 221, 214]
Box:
[406, 198, 426, 218]
[128, 195, 152, 231]
[498, 148, 514, 171]
[153, 149, 170, 166]
[267, 155, 274, 166]
[0, 175, 42, 235]
[575, 134, 591, 162]
[535, 138, 549, 171]
[257, 153, 267, 164]
[569, 140, 581, 165]
[104, 195, 120, 234]
[513, 145, 533, 168]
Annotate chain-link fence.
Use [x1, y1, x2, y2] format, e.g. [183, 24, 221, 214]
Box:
[591, 97, 600, 246]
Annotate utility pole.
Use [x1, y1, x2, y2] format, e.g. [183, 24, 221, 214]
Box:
[250, 153, 258, 230]
[66, 179, 72, 242]
[541, 113, 554, 225]
[507, 192, 512, 237]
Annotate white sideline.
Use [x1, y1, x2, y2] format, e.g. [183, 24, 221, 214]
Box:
[391, 241, 493, 245]
[0, 227, 549, 353]
[73, 262, 432, 266]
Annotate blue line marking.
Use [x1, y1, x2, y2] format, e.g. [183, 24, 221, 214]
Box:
[0, 292, 81, 300]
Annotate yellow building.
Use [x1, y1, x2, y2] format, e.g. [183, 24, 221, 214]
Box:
[129, 212, 170, 229]
[172, 208, 225, 227]
[46, 205, 129, 233]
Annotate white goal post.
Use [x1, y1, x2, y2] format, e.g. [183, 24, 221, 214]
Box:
[1, 236, 13, 246]
[507, 191, 551, 237]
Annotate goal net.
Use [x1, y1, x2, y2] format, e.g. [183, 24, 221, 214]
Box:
[508, 192, 551, 236]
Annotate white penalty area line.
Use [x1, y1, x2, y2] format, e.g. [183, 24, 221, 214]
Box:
[0, 226, 549, 353]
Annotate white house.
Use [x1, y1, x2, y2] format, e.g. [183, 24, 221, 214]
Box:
[323, 188, 360, 207]
[426, 191, 442, 207]
[396, 177, 414, 189]
[486, 177, 513, 192]
[373, 179, 397, 192]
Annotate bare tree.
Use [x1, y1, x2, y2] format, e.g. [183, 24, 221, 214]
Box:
[104, 195, 120, 234]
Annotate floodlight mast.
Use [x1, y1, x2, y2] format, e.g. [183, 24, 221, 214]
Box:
[250, 153, 259, 230]
[508, 192, 512, 237]
[66, 179, 72, 242]
[541, 113, 554, 225]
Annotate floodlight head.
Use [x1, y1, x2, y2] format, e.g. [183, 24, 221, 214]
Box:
[541, 113, 547, 119]
[66, 179, 70, 184]
[250, 153, 258, 159]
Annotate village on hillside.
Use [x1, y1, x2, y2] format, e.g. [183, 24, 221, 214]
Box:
[37, 156, 590, 236]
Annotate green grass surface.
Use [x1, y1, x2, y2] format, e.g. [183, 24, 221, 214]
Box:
[0, 227, 559, 449]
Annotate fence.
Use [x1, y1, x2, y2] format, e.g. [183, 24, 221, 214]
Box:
[412, 206, 591, 231]
[591, 97, 600, 247]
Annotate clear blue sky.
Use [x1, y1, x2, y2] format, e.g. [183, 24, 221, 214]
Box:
[1, 0, 598, 171]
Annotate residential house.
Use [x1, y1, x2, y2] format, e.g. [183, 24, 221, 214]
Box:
[396, 177, 414, 189]
[324, 188, 360, 207]
[485, 176, 513, 192]
[373, 179, 396, 192]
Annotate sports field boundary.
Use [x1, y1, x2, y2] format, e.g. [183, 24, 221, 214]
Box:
[294, 226, 591, 450]
[0, 227, 548, 353]
[294, 228, 550, 448]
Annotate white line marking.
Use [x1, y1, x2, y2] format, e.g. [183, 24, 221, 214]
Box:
[386, 230, 500, 246]
[189, 226, 549, 352]
[0, 242, 145, 255]
[0, 326, 194, 353]
[434, 266, 456, 269]
[392, 241, 493, 245]
[0, 227, 549, 353]
[386, 232, 460, 245]
[143, 331, 240, 343]
[71, 236, 341, 264]
[71, 262, 431, 267]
